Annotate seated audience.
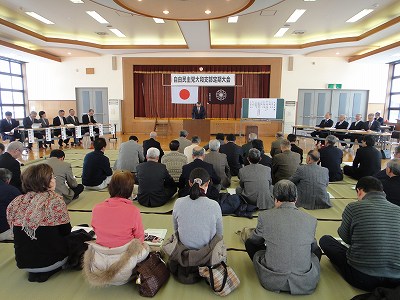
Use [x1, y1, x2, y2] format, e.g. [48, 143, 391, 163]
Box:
[0, 143, 4, 155]
[245, 180, 321, 295]
[52, 109, 70, 147]
[318, 135, 343, 182]
[271, 139, 301, 184]
[204, 139, 231, 189]
[136, 147, 177, 207]
[0, 168, 21, 241]
[374, 111, 384, 126]
[161, 140, 188, 183]
[204, 133, 225, 151]
[184, 135, 200, 164]
[310, 112, 334, 144]
[143, 131, 164, 162]
[377, 158, 400, 206]
[220, 133, 243, 176]
[0, 141, 23, 191]
[164, 167, 225, 284]
[7, 164, 87, 282]
[46, 150, 84, 204]
[343, 135, 381, 180]
[178, 146, 220, 200]
[333, 114, 349, 147]
[38, 111, 52, 148]
[374, 145, 400, 179]
[244, 139, 272, 168]
[0, 111, 20, 141]
[114, 135, 144, 173]
[363, 113, 381, 132]
[320, 177, 400, 291]
[270, 132, 284, 157]
[23, 111, 44, 150]
[82, 138, 113, 190]
[236, 148, 273, 210]
[177, 130, 191, 154]
[290, 150, 331, 210]
[346, 113, 364, 149]
[287, 134, 303, 163]
[242, 132, 257, 159]
[84, 171, 149, 286]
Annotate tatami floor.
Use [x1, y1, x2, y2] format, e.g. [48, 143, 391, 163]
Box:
[1, 133, 389, 299]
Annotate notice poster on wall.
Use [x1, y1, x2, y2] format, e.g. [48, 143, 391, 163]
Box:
[241, 98, 284, 120]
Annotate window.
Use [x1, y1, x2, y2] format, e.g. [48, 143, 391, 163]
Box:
[388, 62, 400, 123]
[0, 57, 25, 119]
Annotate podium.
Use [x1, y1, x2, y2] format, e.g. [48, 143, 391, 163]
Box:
[183, 119, 211, 144]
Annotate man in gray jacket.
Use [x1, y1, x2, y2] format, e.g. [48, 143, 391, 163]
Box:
[290, 150, 331, 210]
[245, 180, 321, 295]
[204, 139, 231, 190]
[177, 130, 191, 154]
[271, 139, 301, 184]
[114, 136, 144, 173]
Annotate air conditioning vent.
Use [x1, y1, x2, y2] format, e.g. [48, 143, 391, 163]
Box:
[95, 32, 108, 36]
[292, 30, 305, 35]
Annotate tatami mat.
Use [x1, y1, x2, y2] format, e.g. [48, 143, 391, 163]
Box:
[327, 185, 356, 199]
[300, 199, 355, 221]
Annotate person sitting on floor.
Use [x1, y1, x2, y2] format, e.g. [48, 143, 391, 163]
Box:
[113, 135, 144, 173]
[82, 138, 113, 190]
[343, 135, 381, 180]
[163, 167, 225, 284]
[319, 176, 400, 292]
[83, 171, 149, 286]
[287, 134, 303, 164]
[290, 150, 331, 210]
[245, 180, 321, 295]
[136, 147, 177, 207]
[7, 164, 89, 282]
[184, 135, 201, 164]
[204, 139, 231, 190]
[204, 133, 225, 151]
[0, 141, 23, 192]
[270, 131, 284, 157]
[161, 140, 188, 183]
[0, 143, 4, 155]
[244, 139, 272, 168]
[241, 132, 257, 159]
[236, 148, 273, 210]
[376, 158, 400, 206]
[0, 168, 21, 241]
[177, 130, 191, 154]
[143, 131, 164, 162]
[271, 139, 301, 184]
[220, 133, 243, 176]
[318, 135, 343, 182]
[374, 145, 400, 180]
[45, 150, 84, 204]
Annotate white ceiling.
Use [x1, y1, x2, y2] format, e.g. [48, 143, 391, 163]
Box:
[0, 0, 399, 63]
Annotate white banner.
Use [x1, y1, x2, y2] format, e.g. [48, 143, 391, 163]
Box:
[27, 129, 34, 143]
[75, 126, 82, 138]
[171, 74, 235, 86]
[61, 127, 67, 140]
[45, 128, 52, 142]
[172, 86, 198, 104]
[98, 124, 104, 136]
[89, 125, 94, 137]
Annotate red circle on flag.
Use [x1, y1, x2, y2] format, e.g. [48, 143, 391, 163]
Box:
[179, 89, 190, 100]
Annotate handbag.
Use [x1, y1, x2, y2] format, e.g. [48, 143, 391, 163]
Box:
[198, 261, 240, 296]
[134, 252, 170, 297]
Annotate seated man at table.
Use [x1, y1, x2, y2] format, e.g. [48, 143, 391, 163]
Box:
[346, 113, 364, 149]
[245, 180, 321, 295]
[271, 139, 301, 184]
[363, 113, 381, 132]
[52, 109, 70, 147]
[343, 135, 381, 180]
[0, 111, 20, 141]
[290, 150, 331, 210]
[66, 108, 81, 146]
[23, 111, 44, 150]
[376, 158, 400, 206]
[310, 112, 333, 144]
[136, 147, 177, 207]
[318, 135, 343, 182]
[319, 177, 400, 292]
[374, 112, 384, 126]
[333, 114, 349, 147]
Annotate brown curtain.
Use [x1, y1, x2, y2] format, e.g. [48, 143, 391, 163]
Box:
[133, 65, 270, 118]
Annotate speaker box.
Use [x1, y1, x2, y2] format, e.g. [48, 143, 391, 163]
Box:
[288, 56, 294, 71]
[112, 56, 117, 70]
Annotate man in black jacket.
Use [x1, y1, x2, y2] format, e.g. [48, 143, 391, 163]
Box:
[0, 111, 20, 141]
[66, 109, 81, 146]
[310, 112, 334, 144]
[23, 111, 43, 150]
[81, 108, 99, 138]
[377, 158, 400, 206]
[52, 110, 70, 147]
[0, 141, 23, 191]
[319, 135, 343, 182]
[192, 102, 206, 119]
[364, 113, 381, 132]
[143, 131, 164, 162]
[346, 113, 364, 148]
[220, 133, 243, 176]
[333, 114, 349, 147]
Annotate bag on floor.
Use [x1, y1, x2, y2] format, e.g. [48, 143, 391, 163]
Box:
[198, 261, 240, 296]
[134, 252, 170, 297]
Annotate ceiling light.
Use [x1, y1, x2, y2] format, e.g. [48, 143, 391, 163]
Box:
[346, 9, 374, 23]
[286, 9, 306, 23]
[70, 0, 84, 3]
[153, 18, 165, 24]
[303, 0, 316, 1]
[25, 12, 54, 24]
[163, 10, 169, 15]
[274, 27, 289, 37]
[336, 52, 340, 55]
[67, 52, 72, 55]
[86, 11, 109, 24]
[228, 16, 238, 23]
[205, 10, 211, 15]
[109, 28, 126, 37]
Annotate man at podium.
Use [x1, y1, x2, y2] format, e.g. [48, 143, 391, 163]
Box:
[192, 102, 206, 119]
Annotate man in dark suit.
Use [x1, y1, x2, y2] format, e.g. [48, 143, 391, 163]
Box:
[136, 147, 177, 207]
[242, 132, 257, 159]
[143, 131, 164, 162]
[363, 113, 381, 132]
[377, 158, 400, 206]
[0, 111, 20, 141]
[244, 139, 272, 168]
[374, 145, 400, 180]
[374, 112, 384, 126]
[219, 133, 243, 176]
[192, 102, 206, 119]
[346, 113, 364, 148]
[287, 134, 303, 164]
[310, 112, 334, 144]
[52, 109, 70, 147]
[0, 141, 23, 191]
[81, 108, 99, 138]
[23, 111, 43, 150]
[318, 135, 343, 182]
[178, 146, 220, 200]
[333, 114, 349, 147]
[343, 135, 381, 180]
[66, 109, 81, 146]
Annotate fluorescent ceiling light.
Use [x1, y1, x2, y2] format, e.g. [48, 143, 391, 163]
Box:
[228, 16, 238, 23]
[346, 9, 374, 23]
[274, 27, 289, 37]
[70, 0, 84, 3]
[109, 28, 126, 38]
[86, 11, 109, 24]
[153, 18, 165, 24]
[304, 0, 316, 2]
[286, 9, 306, 23]
[25, 12, 54, 24]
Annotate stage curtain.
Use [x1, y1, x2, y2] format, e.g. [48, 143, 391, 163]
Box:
[133, 65, 270, 118]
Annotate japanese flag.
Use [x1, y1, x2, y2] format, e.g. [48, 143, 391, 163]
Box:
[171, 86, 198, 104]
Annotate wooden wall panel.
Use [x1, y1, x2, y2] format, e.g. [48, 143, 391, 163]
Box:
[28, 100, 76, 120]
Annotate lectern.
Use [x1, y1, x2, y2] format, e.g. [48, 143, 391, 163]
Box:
[183, 119, 211, 144]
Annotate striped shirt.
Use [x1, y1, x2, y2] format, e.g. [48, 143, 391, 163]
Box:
[338, 191, 400, 278]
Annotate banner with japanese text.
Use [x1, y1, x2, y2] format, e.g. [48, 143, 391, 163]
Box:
[171, 74, 235, 86]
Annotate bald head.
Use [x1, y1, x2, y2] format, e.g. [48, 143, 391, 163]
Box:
[192, 146, 205, 160]
[307, 150, 320, 164]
